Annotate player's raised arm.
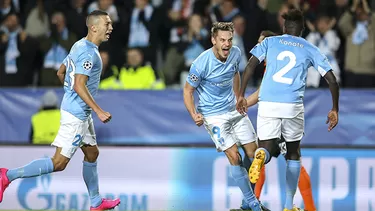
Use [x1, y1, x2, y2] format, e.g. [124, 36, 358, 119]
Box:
[183, 63, 203, 126]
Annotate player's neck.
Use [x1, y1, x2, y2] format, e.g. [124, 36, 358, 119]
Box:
[85, 34, 101, 46]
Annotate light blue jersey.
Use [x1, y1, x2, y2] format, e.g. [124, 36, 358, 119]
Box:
[186, 46, 241, 116]
[251, 34, 332, 104]
[61, 38, 102, 120]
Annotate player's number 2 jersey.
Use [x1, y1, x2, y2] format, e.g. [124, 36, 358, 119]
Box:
[250, 34, 332, 104]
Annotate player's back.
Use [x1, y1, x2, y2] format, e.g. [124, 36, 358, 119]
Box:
[61, 38, 102, 120]
[257, 34, 331, 104]
[189, 46, 241, 116]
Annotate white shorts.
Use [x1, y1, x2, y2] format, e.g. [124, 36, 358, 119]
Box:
[203, 109, 257, 152]
[52, 110, 97, 158]
[257, 111, 304, 143]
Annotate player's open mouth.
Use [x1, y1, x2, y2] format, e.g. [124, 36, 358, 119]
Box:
[222, 48, 230, 56]
[105, 32, 111, 39]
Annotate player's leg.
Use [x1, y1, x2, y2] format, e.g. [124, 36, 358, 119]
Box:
[254, 166, 266, 199]
[0, 110, 83, 202]
[203, 113, 261, 211]
[231, 111, 270, 211]
[281, 112, 304, 211]
[249, 115, 281, 184]
[224, 144, 262, 211]
[80, 115, 120, 210]
[298, 165, 316, 211]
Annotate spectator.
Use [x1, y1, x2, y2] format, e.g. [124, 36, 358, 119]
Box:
[127, 0, 161, 67]
[39, 11, 76, 86]
[24, 0, 49, 39]
[87, 0, 119, 23]
[232, 14, 247, 73]
[306, 13, 341, 87]
[0, 0, 16, 23]
[0, 13, 39, 86]
[338, 0, 375, 87]
[64, 0, 88, 39]
[100, 48, 165, 90]
[30, 90, 60, 144]
[162, 13, 209, 85]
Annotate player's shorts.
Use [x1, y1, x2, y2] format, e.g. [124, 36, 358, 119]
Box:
[257, 111, 304, 143]
[52, 110, 97, 159]
[203, 109, 257, 152]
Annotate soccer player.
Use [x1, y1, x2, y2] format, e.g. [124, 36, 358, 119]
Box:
[183, 22, 267, 211]
[236, 9, 339, 211]
[242, 31, 316, 211]
[0, 10, 120, 211]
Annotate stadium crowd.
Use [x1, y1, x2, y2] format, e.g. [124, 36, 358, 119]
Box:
[0, 0, 374, 88]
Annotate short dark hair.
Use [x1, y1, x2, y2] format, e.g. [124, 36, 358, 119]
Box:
[211, 22, 234, 37]
[88, 10, 108, 17]
[282, 9, 304, 35]
[86, 10, 108, 27]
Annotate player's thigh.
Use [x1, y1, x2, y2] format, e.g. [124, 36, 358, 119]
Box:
[281, 112, 304, 143]
[230, 110, 257, 146]
[257, 115, 282, 141]
[203, 114, 236, 152]
[52, 111, 89, 159]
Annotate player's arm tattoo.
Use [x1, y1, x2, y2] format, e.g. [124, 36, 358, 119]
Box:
[324, 70, 340, 112]
[239, 56, 260, 97]
[57, 63, 66, 85]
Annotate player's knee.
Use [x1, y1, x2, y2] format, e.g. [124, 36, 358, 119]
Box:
[52, 157, 69, 172]
[225, 150, 242, 165]
[285, 150, 300, 160]
[85, 147, 99, 163]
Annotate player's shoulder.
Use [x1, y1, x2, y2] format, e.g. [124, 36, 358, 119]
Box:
[70, 38, 98, 58]
[192, 48, 212, 68]
[231, 45, 241, 54]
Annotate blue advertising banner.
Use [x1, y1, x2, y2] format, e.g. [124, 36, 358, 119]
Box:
[0, 146, 374, 211]
[0, 88, 374, 146]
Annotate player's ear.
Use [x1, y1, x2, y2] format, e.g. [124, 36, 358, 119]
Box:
[211, 36, 216, 45]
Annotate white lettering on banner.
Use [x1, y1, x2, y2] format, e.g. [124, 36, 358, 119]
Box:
[356, 158, 375, 211]
[318, 158, 349, 211]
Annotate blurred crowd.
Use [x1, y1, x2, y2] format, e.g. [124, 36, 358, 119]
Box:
[0, 0, 375, 89]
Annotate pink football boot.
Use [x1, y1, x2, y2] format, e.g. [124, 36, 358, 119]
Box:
[0, 168, 10, 203]
[90, 198, 121, 211]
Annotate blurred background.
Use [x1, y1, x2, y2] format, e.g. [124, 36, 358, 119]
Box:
[0, 0, 375, 211]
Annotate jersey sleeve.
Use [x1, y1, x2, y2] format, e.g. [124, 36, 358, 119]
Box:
[250, 37, 268, 62]
[311, 48, 332, 76]
[73, 51, 95, 77]
[186, 63, 202, 88]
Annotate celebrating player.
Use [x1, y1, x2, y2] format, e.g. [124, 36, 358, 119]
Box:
[183, 22, 268, 211]
[241, 31, 316, 211]
[0, 10, 120, 211]
[236, 9, 339, 211]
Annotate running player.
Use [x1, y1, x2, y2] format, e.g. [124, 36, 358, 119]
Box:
[236, 9, 339, 211]
[0, 10, 120, 211]
[183, 22, 267, 211]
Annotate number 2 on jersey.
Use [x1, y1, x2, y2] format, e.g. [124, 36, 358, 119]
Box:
[272, 51, 296, 85]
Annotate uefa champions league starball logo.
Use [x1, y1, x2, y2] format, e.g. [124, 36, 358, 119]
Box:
[83, 60, 93, 71]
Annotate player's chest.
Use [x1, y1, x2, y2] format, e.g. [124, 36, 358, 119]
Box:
[204, 63, 236, 83]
